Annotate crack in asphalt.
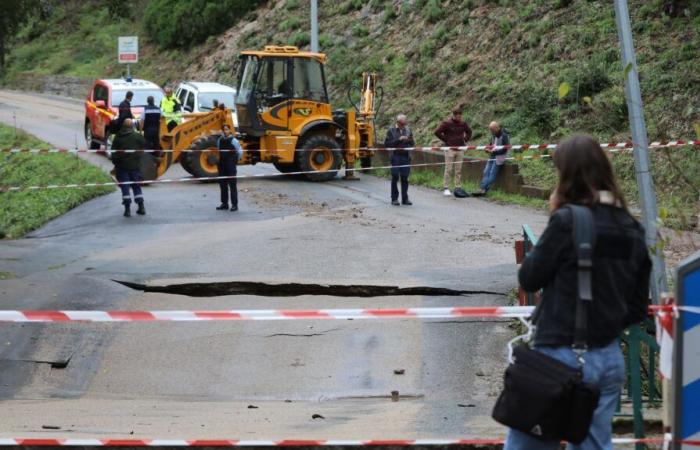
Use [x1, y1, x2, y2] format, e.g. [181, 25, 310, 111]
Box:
[265, 328, 341, 338]
[115, 280, 507, 298]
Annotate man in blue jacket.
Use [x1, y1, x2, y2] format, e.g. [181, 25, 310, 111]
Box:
[475, 121, 509, 195]
[216, 124, 244, 212]
[384, 114, 414, 206]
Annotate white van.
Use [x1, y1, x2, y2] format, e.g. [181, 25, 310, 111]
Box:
[175, 81, 238, 127]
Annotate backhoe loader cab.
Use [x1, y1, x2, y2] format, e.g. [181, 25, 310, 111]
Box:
[236, 47, 329, 137]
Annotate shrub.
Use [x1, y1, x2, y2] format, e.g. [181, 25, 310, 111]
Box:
[291, 32, 310, 48]
[144, 0, 265, 48]
[454, 56, 470, 73]
[351, 24, 369, 37]
[423, 0, 445, 23]
[279, 16, 302, 31]
[514, 81, 560, 136]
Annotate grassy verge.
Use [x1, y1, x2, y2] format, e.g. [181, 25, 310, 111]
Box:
[0, 124, 114, 238]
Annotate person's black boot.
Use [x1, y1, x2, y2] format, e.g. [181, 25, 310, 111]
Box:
[230, 205, 238, 212]
[123, 204, 131, 217]
[136, 202, 146, 215]
[216, 204, 229, 210]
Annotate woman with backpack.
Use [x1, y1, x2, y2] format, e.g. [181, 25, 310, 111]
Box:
[505, 134, 651, 450]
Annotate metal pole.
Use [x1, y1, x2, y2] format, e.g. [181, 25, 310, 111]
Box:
[310, 0, 319, 52]
[614, 0, 668, 304]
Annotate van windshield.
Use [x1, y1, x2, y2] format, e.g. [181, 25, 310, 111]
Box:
[111, 89, 164, 107]
[198, 93, 236, 111]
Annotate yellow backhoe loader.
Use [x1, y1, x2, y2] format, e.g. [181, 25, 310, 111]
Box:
[153, 46, 380, 182]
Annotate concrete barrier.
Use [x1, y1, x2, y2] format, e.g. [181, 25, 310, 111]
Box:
[372, 149, 550, 199]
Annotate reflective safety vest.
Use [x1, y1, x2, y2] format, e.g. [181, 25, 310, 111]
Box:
[160, 95, 182, 124]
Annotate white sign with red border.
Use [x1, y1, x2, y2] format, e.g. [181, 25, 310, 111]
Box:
[118, 36, 138, 64]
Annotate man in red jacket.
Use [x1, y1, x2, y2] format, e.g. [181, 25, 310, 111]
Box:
[435, 107, 472, 197]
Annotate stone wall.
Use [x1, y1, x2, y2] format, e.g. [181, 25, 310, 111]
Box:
[3, 73, 91, 99]
[372, 149, 550, 199]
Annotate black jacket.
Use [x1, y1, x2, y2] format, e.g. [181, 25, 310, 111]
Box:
[115, 99, 133, 130]
[384, 125, 414, 156]
[111, 128, 146, 171]
[519, 204, 651, 348]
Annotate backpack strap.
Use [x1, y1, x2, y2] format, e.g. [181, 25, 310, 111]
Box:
[565, 204, 596, 352]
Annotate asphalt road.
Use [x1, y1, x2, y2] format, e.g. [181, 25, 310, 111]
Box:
[0, 90, 549, 440]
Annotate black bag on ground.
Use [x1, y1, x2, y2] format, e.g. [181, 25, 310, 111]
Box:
[491, 204, 601, 444]
[453, 187, 470, 198]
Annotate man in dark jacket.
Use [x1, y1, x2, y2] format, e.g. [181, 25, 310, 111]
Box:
[216, 124, 244, 212]
[140, 96, 161, 155]
[111, 119, 146, 217]
[475, 121, 509, 195]
[435, 107, 472, 197]
[114, 91, 134, 133]
[384, 114, 414, 206]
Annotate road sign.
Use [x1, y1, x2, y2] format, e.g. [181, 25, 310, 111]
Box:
[118, 36, 138, 64]
[674, 250, 700, 449]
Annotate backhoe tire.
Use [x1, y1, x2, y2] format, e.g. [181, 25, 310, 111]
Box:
[179, 152, 194, 175]
[138, 153, 158, 182]
[184, 134, 221, 181]
[273, 162, 300, 174]
[295, 135, 342, 182]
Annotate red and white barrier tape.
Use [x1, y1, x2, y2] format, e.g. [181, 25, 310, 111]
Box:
[0, 305, 693, 323]
[0, 306, 535, 323]
[0, 437, 688, 447]
[0, 142, 690, 192]
[1, 140, 698, 154]
[0, 158, 515, 192]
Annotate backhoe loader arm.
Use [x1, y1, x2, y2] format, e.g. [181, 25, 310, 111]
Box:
[359, 72, 378, 120]
[160, 109, 233, 152]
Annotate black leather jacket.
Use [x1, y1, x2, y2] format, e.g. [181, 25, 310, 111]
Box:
[519, 203, 651, 348]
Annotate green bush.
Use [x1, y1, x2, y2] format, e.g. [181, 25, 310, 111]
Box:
[291, 32, 310, 48]
[423, 0, 445, 23]
[352, 24, 370, 37]
[144, 0, 265, 48]
[454, 56, 470, 73]
[514, 81, 560, 136]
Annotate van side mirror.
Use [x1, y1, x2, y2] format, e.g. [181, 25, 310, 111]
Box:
[95, 100, 106, 109]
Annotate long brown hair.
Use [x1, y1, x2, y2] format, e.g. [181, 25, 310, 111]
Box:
[550, 134, 628, 212]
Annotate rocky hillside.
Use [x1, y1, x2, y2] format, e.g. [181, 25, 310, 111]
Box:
[2, 0, 699, 145]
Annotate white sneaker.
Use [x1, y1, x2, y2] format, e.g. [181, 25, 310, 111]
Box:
[443, 189, 451, 196]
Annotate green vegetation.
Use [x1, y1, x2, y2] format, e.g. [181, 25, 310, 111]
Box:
[0, 124, 114, 239]
[0, 0, 698, 226]
[143, 0, 264, 48]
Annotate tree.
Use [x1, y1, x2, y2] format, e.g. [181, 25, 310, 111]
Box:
[0, 0, 35, 72]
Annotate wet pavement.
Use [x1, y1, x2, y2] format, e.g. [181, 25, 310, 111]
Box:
[0, 90, 549, 440]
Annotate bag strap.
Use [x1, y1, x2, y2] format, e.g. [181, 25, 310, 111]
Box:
[565, 204, 596, 352]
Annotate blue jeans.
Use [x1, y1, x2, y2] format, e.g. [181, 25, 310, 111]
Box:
[504, 339, 625, 450]
[480, 159, 502, 191]
[115, 168, 143, 206]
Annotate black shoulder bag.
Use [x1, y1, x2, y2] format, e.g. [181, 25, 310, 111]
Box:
[492, 205, 601, 444]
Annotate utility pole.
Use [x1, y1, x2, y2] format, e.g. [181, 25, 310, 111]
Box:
[614, 0, 668, 304]
[310, 0, 319, 52]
